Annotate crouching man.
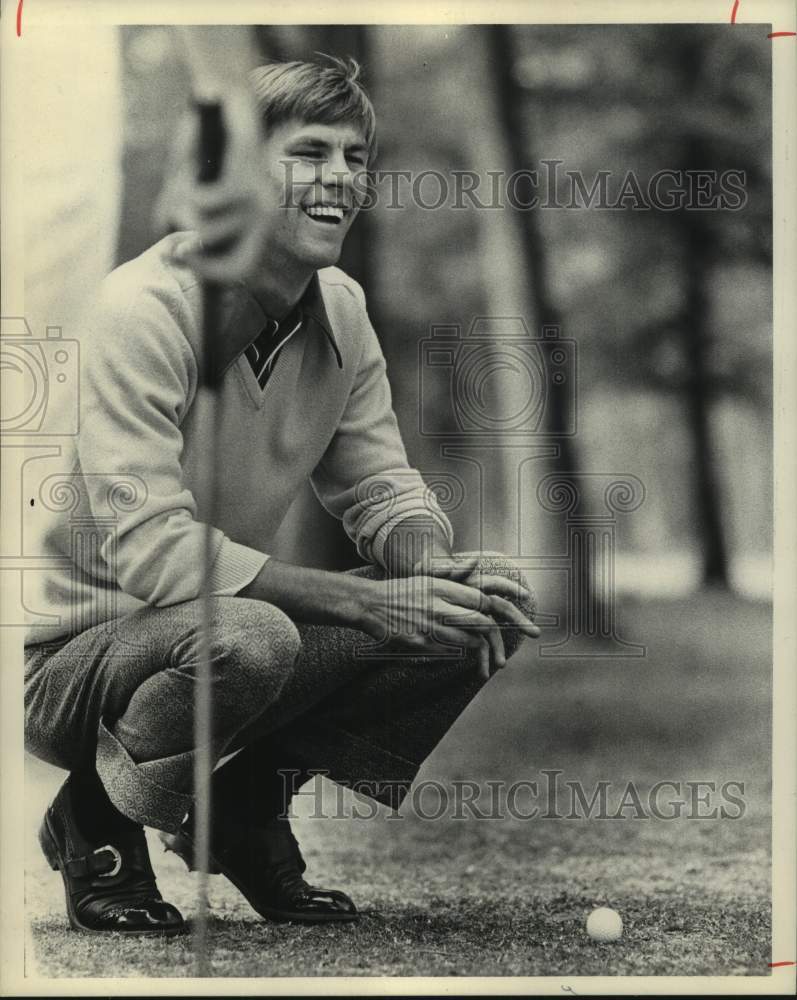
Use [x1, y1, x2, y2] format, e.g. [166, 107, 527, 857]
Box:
[24, 57, 538, 935]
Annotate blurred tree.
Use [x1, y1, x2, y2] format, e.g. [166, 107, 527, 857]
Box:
[622, 26, 771, 588]
[486, 26, 583, 459]
[672, 31, 730, 586]
[486, 23, 596, 610]
[510, 23, 771, 591]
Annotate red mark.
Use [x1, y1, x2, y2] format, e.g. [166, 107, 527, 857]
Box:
[16, 0, 23, 37]
[733, 0, 796, 37]
[768, 961, 797, 967]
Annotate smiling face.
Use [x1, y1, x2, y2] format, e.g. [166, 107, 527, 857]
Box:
[257, 117, 370, 274]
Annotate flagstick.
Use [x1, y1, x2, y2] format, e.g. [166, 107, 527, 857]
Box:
[192, 99, 226, 979]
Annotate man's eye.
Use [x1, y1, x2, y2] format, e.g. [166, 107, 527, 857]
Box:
[347, 155, 367, 168]
[294, 149, 324, 160]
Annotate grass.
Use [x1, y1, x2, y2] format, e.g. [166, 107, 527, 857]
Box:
[24, 590, 773, 979]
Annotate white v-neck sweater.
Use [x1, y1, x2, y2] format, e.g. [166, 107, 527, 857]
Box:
[25, 233, 452, 646]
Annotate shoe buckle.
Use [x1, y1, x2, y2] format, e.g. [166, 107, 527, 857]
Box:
[94, 844, 123, 878]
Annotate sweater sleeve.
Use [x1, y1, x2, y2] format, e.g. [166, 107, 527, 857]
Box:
[309, 284, 454, 567]
[77, 271, 268, 606]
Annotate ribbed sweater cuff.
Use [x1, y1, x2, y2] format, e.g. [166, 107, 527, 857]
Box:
[371, 508, 455, 569]
[209, 538, 270, 596]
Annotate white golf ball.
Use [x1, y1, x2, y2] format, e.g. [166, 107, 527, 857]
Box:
[586, 907, 623, 942]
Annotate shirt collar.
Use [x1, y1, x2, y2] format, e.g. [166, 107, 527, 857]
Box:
[213, 272, 343, 379]
[299, 272, 341, 366]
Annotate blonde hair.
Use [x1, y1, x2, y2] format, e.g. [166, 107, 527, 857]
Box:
[249, 55, 377, 164]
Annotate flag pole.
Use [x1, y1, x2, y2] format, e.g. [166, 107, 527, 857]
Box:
[192, 97, 226, 978]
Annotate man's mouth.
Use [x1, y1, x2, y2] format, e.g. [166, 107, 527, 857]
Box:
[302, 204, 347, 225]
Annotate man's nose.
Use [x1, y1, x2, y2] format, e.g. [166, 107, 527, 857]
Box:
[320, 151, 354, 189]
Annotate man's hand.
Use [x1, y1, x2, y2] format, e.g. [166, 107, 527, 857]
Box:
[238, 557, 539, 682]
[360, 574, 540, 681]
[152, 27, 269, 282]
[382, 517, 538, 676]
[414, 549, 532, 602]
[155, 87, 270, 283]
[384, 516, 530, 600]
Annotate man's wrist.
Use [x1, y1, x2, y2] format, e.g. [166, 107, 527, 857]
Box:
[238, 558, 376, 629]
[334, 573, 380, 631]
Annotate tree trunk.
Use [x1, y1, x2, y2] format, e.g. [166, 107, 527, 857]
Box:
[485, 24, 595, 606]
[677, 39, 729, 588]
[485, 26, 581, 458]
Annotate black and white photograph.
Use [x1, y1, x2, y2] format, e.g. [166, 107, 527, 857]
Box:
[0, 0, 795, 993]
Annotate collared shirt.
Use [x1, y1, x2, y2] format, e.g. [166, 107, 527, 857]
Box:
[243, 277, 343, 391]
[213, 272, 343, 384]
[245, 315, 298, 390]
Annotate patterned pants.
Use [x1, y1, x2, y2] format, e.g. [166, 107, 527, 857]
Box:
[24, 555, 534, 832]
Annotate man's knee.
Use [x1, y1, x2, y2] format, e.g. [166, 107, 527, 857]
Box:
[171, 596, 301, 698]
[451, 551, 535, 664]
[457, 550, 535, 618]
